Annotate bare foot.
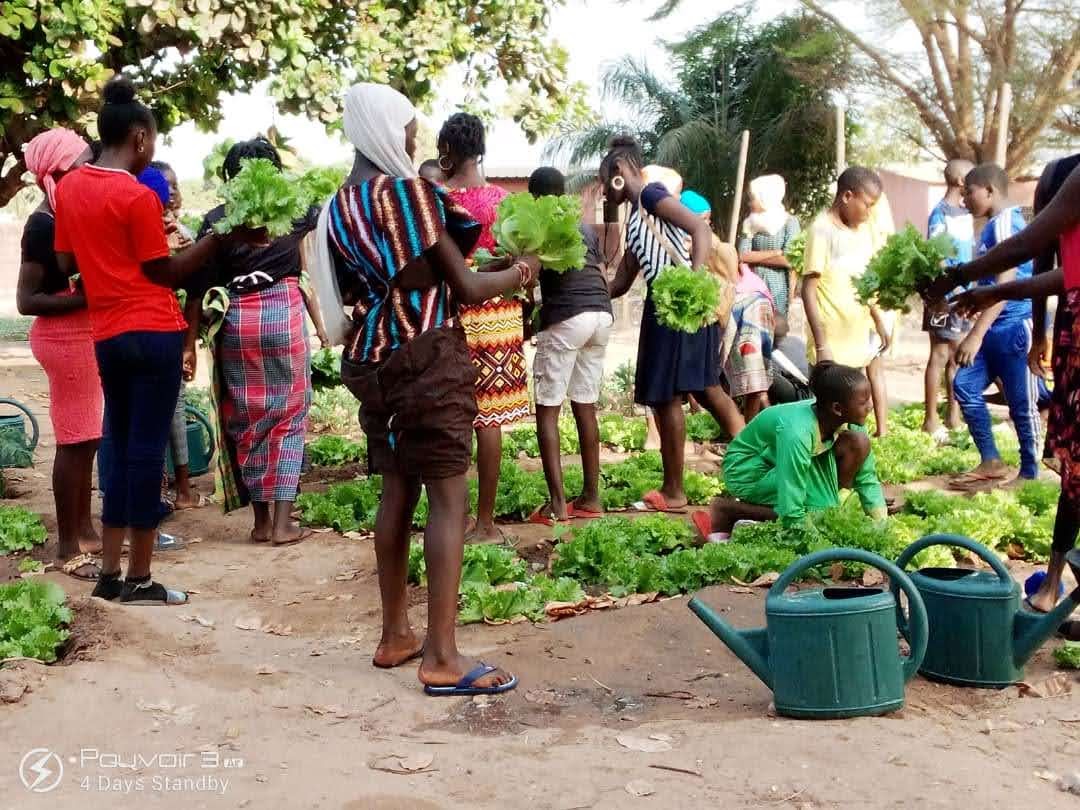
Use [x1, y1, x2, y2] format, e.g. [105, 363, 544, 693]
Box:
[77, 535, 103, 556]
[657, 488, 689, 511]
[271, 522, 311, 546]
[571, 495, 603, 515]
[172, 491, 201, 510]
[373, 630, 424, 668]
[1027, 584, 1060, 613]
[465, 519, 506, 544]
[418, 652, 514, 690]
[537, 500, 569, 522]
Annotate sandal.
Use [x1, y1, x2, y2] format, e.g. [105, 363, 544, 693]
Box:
[172, 494, 210, 511]
[636, 490, 688, 514]
[272, 528, 312, 546]
[567, 503, 603, 520]
[528, 506, 560, 527]
[423, 663, 518, 697]
[91, 572, 124, 601]
[119, 579, 188, 606]
[61, 554, 101, 581]
[948, 469, 1008, 491]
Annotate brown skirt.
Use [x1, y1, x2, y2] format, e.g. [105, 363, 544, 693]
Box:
[342, 326, 478, 481]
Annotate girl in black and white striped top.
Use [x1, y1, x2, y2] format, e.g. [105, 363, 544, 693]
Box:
[602, 136, 745, 512]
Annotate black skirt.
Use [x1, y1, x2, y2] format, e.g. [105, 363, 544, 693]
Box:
[634, 294, 722, 406]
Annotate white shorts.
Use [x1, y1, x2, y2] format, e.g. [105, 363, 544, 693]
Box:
[533, 311, 614, 406]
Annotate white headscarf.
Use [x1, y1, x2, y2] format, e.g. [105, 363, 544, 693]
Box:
[343, 82, 417, 179]
[743, 174, 789, 237]
[308, 83, 419, 347]
[642, 164, 683, 195]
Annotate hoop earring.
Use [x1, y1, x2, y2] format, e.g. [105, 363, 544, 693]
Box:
[611, 175, 625, 192]
[438, 155, 453, 173]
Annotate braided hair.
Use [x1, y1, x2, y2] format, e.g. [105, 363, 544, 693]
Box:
[809, 361, 867, 409]
[221, 137, 282, 182]
[437, 113, 486, 167]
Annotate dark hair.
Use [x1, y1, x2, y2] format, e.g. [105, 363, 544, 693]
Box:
[966, 163, 1009, 196]
[599, 135, 644, 179]
[809, 361, 867, 406]
[437, 113, 486, 161]
[149, 159, 174, 174]
[836, 166, 882, 198]
[98, 76, 155, 147]
[528, 166, 566, 197]
[89, 140, 103, 164]
[221, 137, 282, 181]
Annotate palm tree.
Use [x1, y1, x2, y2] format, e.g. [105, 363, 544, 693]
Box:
[547, 12, 850, 229]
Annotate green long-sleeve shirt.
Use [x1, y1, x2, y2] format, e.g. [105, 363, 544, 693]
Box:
[722, 400, 886, 526]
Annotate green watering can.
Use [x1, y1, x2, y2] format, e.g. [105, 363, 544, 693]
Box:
[165, 405, 216, 478]
[688, 548, 928, 719]
[894, 534, 1080, 688]
[0, 397, 38, 468]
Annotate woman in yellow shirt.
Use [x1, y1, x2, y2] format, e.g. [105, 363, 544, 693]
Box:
[800, 167, 892, 436]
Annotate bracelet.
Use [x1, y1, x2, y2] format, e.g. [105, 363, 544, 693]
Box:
[513, 260, 530, 288]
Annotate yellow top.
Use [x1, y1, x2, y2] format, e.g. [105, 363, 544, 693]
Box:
[801, 209, 881, 368]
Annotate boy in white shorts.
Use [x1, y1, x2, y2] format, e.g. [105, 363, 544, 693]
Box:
[528, 167, 615, 524]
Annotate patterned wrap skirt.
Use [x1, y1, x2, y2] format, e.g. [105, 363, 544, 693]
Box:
[460, 296, 530, 428]
[1048, 290, 1080, 503]
[722, 292, 775, 399]
[29, 308, 104, 445]
[218, 278, 311, 505]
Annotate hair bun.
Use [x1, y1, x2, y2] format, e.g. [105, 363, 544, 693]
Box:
[609, 134, 639, 149]
[102, 76, 137, 105]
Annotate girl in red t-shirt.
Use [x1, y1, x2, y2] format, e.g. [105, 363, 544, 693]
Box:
[53, 76, 258, 605]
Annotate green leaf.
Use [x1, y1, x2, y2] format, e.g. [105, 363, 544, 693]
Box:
[650, 266, 723, 333]
[0, 507, 48, 555]
[491, 193, 587, 273]
[0, 580, 71, 662]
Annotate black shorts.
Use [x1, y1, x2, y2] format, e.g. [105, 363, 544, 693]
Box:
[921, 304, 968, 342]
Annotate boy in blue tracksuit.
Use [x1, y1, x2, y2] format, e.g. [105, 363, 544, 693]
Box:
[951, 163, 1040, 487]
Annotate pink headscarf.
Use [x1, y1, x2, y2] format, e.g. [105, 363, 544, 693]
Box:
[23, 129, 90, 211]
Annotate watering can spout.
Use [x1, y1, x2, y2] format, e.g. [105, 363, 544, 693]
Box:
[1013, 550, 1080, 669]
[688, 597, 772, 689]
[1013, 585, 1080, 668]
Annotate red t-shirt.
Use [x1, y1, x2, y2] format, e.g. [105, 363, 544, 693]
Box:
[54, 164, 184, 341]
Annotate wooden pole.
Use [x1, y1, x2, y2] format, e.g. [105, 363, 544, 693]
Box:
[727, 129, 750, 245]
[995, 82, 1012, 168]
[835, 102, 846, 174]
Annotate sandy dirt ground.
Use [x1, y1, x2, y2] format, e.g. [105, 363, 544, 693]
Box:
[3, 324, 1080, 810]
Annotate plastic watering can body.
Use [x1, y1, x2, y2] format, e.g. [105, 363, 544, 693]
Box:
[165, 405, 216, 478]
[0, 398, 39, 469]
[688, 548, 928, 719]
[895, 536, 1080, 688]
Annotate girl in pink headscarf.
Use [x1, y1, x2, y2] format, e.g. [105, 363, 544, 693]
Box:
[16, 128, 102, 580]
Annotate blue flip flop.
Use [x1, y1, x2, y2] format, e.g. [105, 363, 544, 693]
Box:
[423, 664, 518, 697]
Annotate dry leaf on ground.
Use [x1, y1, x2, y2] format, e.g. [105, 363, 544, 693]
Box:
[1018, 673, 1072, 698]
[178, 614, 215, 628]
[368, 753, 436, 775]
[616, 734, 673, 753]
[625, 779, 655, 797]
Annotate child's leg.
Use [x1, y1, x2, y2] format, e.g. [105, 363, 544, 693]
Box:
[372, 472, 424, 667]
[866, 355, 888, 437]
[834, 430, 872, 488]
[923, 335, 951, 433]
[953, 344, 1002, 471]
[708, 496, 777, 534]
[570, 401, 602, 513]
[989, 322, 1041, 479]
[653, 398, 688, 507]
[691, 385, 746, 438]
[469, 426, 503, 541]
[944, 342, 961, 428]
[645, 408, 661, 450]
[535, 404, 567, 520]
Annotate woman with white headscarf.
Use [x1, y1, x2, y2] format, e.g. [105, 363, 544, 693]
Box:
[737, 175, 801, 317]
[326, 83, 538, 696]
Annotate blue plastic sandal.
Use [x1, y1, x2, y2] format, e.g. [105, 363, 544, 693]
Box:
[423, 664, 518, 697]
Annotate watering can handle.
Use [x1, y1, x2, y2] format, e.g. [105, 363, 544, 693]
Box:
[895, 534, 1013, 583]
[0, 397, 40, 451]
[768, 547, 929, 682]
[184, 404, 216, 464]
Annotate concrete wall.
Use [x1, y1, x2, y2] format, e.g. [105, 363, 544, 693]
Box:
[878, 168, 1037, 233]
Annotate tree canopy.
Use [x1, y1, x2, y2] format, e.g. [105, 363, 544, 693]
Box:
[795, 0, 1079, 171]
[0, 0, 588, 206]
[550, 12, 852, 229]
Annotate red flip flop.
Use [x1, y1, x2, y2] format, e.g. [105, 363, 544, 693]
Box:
[528, 507, 557, 527]
[640, 490, 687, 514]
[567, 504, 603, 520]
[690, 511, 712, 542]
